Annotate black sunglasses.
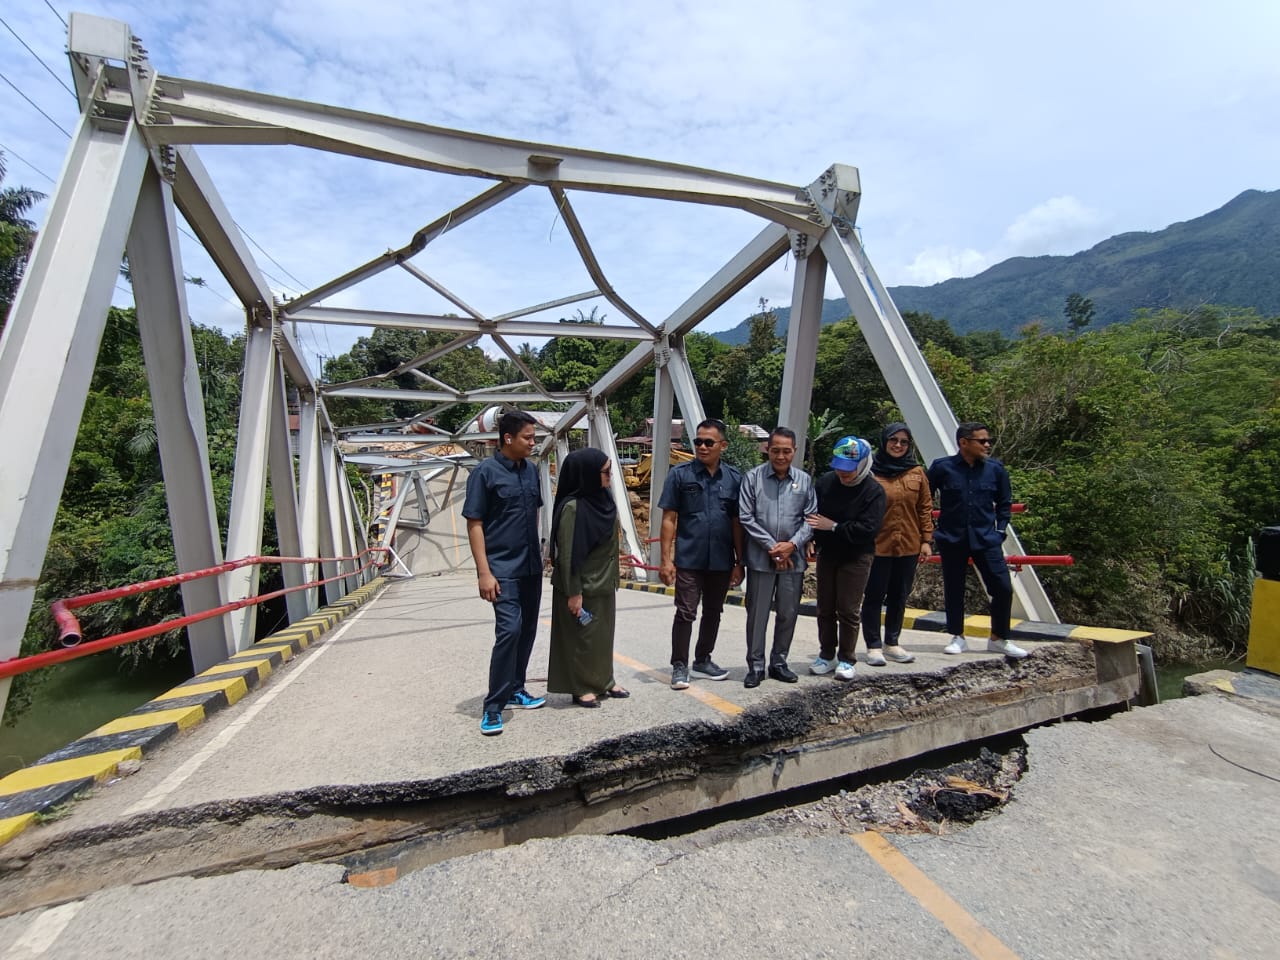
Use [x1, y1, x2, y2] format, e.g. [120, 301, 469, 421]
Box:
[692, 438, 719, 448]
[964, 436, 995, 445]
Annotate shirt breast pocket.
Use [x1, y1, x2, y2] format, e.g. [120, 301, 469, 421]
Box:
[719, 494, 739, 518]
[680, 482, 704, 513]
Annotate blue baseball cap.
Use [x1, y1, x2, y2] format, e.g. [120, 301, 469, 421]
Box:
[831, 436, 872, 473]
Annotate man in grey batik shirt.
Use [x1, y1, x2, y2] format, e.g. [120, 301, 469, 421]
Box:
[737, 426, 817, 688]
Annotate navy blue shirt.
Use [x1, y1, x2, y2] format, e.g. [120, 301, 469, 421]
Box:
[462, 451, 543, 578]
[657, 460, 743, 571]
[927, 454, 1012, 552]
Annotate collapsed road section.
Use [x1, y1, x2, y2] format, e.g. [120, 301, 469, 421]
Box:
[0, 639, 1138, 914]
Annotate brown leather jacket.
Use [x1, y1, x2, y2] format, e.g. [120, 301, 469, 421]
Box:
[872, 466, 934, 557]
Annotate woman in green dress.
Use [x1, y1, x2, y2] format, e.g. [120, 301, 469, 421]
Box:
[548, 447, 629, 707]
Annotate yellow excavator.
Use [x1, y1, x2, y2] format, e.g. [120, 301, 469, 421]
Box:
[623, 448, 694, 491]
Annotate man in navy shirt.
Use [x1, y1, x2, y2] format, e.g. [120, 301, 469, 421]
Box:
[658, 418, 745, 690]
[463, 410, 547, 735]
[926, 421, 1028, 659]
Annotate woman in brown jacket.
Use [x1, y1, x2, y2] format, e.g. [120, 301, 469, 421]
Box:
[860, 423, 934, 664]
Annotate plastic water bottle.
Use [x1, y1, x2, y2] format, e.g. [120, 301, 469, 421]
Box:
[576, 608, 593, 626]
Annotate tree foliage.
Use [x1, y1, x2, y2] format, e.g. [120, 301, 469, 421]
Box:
[6, 310, 249, 725]
[0, 152, 44, 325]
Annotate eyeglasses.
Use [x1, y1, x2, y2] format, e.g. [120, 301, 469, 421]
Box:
[692, 438, 719, 448]
[886, 437, 910, 446]
[963, 436, 995, 446]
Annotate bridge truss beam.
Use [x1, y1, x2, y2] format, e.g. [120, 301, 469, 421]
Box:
[0, 14, 1062, 717]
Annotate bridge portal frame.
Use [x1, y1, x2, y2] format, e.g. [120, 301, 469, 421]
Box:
[0, 12, 1058, 717]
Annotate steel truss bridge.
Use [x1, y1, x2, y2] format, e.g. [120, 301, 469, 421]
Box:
[0, 12, 1057, 716]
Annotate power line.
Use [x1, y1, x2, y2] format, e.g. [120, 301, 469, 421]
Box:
[0, 139, 56, 183]
[0, 68, 71, 137]
[234, 220, 309, 291]
[0, 15, 76, 99]
[41, 1, 68, 30]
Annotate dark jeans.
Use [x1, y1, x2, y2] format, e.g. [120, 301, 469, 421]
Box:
[861, 555, 920, 648]
[745, 568, 803, 672]
[671, 567, 732, 666]
[938, 545, 1012, 639]
[815, 553, 874, 662]
[484, 574, 543, 714]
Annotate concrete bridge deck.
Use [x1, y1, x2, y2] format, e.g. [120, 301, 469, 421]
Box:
[0, 573, 1141, 912]
[1, 575, 1277, 958]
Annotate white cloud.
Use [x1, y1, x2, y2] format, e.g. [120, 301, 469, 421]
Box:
[1001, 196, 1106, 258]
[901, 246, 989, 286]
[3, 0, 1278, 347]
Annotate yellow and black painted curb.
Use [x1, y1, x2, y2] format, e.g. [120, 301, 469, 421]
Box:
[0, 578, 386, 848]
[619, 580, 1149, 646]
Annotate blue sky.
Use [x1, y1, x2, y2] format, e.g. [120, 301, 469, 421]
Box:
[3, 0, 1279, 370]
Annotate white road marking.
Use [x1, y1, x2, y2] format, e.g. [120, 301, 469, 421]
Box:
[124, 603, 373, 815]
[8, 902, 83, 957]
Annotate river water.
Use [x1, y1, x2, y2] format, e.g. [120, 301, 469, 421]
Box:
[0, 653, 191, 779]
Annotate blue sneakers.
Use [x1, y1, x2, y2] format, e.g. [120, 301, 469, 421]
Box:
[479, 712, 504, 736]
[506, 689, 547, 710]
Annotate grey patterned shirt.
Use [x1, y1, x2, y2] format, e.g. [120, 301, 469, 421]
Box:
[738, 462, 817, 572]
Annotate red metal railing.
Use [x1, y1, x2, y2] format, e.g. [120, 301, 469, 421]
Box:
[930, 503, 1026, 519]
[923, 554, 1073, 572]
[0, 550, 386, 681]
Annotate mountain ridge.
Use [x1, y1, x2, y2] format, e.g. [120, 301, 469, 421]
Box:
[714, 188, 1280, 344]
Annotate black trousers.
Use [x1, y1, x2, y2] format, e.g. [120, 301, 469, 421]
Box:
[861, 555, 920, 648]
[815, 553, 874, 662]
[483, 574, 543, 714]
[670, 567, 732, 666]
[938, 545, 1012, 639]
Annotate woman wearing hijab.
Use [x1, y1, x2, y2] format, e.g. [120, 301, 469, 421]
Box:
[548, 447, 629, 707]
[860, 423, 934, 665]
[804, 437, 886, 681]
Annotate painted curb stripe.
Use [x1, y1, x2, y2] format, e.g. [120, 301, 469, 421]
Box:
[31, 727, 180, 766]
[198, 660, 273, 685]
[0, 813, 36, 844]
[129, 690, 234, 714]
[619, 582, 1152, 644]
[0, 782, 93, 819]
[157, 676, 250, 705]
[0, 748, 141, 797]
[238, 642, 297, 661]
[1068, 625, 1152, 643]
[853, 831, 1021, 960]
[91, 706, 206, 736]
[0, 577, 388, 849]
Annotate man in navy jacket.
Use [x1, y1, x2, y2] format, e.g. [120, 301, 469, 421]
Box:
[926, 422, 1028, 659]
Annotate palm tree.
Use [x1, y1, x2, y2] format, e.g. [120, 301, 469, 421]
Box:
[1, 152, 45, 325]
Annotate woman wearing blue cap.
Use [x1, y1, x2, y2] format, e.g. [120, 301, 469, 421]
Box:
[804, 437, 886, 680]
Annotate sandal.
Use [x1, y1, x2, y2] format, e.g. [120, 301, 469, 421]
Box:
[607, 687, 631, 699]
[573, 695, 601, 708]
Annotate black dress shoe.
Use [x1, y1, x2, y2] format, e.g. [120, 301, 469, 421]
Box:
[768, 664, 799, 683]
[743, 670, 763, 689]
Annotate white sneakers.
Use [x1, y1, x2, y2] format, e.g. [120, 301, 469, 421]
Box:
[810, 657, 835, 675]
[834, 661, 856, 681]
[943, 635, 969, 655]
[944, 635, 1029, 659]
[865, 649, 887, 667]
[884, 646, 916, 663]
[987, 637, 1029, 659]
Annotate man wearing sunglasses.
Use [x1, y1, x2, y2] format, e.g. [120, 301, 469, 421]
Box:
[658, 419, 745, 689]
[926, 422, 1028, 659]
